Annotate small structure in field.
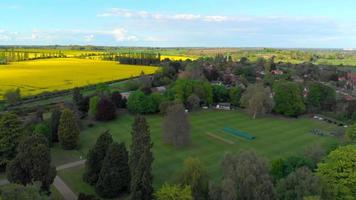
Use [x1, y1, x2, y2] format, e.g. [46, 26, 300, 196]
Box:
[216, 103, 231, 110]
[223, 127, 255, 140]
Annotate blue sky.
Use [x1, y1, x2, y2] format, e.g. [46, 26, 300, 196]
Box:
[1, 0, 356, 48]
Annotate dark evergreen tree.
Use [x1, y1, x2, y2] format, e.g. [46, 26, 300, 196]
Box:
[73, 87, 83, 106]
[6, 135, 56, 192]
[0, 113, 23, 169]
[50, 108, 61, 142]
[83, 131, 113, 185]
[77, 96, 90, 119]
[129, 115, 154, 200]
[95, 97, 116, 121]
[95, 142, 130, 198]
[58, 109, 80, 150]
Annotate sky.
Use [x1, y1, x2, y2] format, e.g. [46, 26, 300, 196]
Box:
[1, 0, 356, 48]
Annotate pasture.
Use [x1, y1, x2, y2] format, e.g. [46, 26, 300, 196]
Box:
[53, 110, 339, 195]
[0, 58, 158, 98]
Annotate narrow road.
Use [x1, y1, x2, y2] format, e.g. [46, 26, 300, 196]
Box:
[54, 176, 77, 200]
[0, 159, 87, 199]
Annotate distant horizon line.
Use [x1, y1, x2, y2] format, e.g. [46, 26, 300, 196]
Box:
[0, 45, 355, 51]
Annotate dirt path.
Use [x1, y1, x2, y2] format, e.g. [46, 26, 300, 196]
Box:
[53, 176, 77, 200]
[56, 159, 86, 171]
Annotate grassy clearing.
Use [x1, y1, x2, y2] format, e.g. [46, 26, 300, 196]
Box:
[0, 58, 158, 98]
[55, 110, 338, 195]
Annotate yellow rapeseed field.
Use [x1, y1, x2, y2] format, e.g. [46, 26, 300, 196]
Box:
[0, 58, 158, 98]
[161, 55, 197, 61]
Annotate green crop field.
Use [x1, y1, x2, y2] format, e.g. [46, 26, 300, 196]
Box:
[54, 110, 339, 196]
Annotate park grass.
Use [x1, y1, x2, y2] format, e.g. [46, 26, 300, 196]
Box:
[0, 58, 158, 98]
[55, 110, 339, 195]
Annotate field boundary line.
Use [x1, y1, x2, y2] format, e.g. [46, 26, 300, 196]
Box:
[205, 132, 234, 144]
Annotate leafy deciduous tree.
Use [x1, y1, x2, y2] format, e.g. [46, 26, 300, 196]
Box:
[163, 103, 191, 147]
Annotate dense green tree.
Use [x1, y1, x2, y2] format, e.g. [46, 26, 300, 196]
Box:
[3, 88, 21, 105]
[277, 167, 322, 200]
[212, 85, 229, 103]
[0, 113, 23, 168]
[33, 122, 52, 146]
[50, 108, 61, 143]
[6, 135, 56, 192]
[95, 97, 116, 121]
[89, 96, 100, 118]
[58, 109, 80, 150]
[127, 91, 161, 114]
[273, 81, 306, 117]
[163, 103, 190, 147]
[83, 131, 113, 185]
[171, 79, 213, 106]
[270, 156, 314, 181]
[178, 157, 209, 200]
[229, 86, 242, 106]
[240, 83, 274, 119]
[156, 184, 193, 200]
[221, 151, 276, 200]
[0, 183, 49, 200]
[306, 82, 336, 112]
[317, 145, 356, 199]
[346, 124, 356, 143]
[95, 142, 130, 198]
[129, 115, 154, 200]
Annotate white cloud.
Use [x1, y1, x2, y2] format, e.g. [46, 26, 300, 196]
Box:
[98, 8, 232, 22]
[84, 34, 94, 42]
[111, 28, 138, 41]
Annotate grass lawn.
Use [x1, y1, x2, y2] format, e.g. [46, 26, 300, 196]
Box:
[55, 109, 339, 195]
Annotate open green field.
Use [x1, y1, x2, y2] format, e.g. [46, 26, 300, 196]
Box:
[0, 58, 158, 98]
[54, 110, 339, 195]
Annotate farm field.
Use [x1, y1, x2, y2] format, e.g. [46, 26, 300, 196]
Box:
[54, 110, 339, 196]
[0, 58, 158, 98]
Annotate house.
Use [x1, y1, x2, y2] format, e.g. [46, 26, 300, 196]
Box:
[121, 91, 131, 99]
[151, 86, 167, 93]
[216, 103, 231, 110]
[347, 72, 356, 86]
[271, 69, 284, 75]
